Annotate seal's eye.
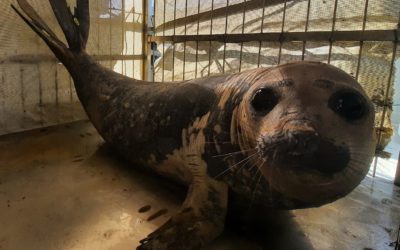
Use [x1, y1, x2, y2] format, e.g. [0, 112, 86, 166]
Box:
[251, 88, 279, 115]
[329, 90, 368, 121]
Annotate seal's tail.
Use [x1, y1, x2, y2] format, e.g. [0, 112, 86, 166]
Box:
[11, 0, 89, 65]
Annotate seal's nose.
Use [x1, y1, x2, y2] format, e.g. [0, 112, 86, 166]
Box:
[281, 123, 350, 175]
[284, 120, 319, 156]
[286, 130, 320, 156]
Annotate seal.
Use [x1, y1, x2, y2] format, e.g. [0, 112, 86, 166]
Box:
[13, 1, 376, 249]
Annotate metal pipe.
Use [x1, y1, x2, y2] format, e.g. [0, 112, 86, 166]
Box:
[97, 0, 100, 55]
[239, 0, 247, 72]
[133, 0, 136, 78]
[152, 0, 156, 81]
[328, 0, 339, 64]
[172, 0, 177, 81]
[183, 0, 188, 80]
[302, 0, 311, 61]
[356, 0, 370, 81]
[143, 0, 151, 81]
[257, 0, 266, 68]
[373, 42, 398, 177]
[195, 0, 201, 78]
[208, 0, 215, 76]
[355, 42, 364, 81]
[277, 0, 287, 65]
[150, 29, 400, 43]
[162, 0, 166, 81]
[109, 0, 112, 68]
[395, 152, 400, 186]
[122, 0, 126, 76]
[222, 0, 229, 73]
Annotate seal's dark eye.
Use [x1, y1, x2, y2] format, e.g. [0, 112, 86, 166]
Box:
[329, 90, 368, 121]
[251, 88, 279, 114]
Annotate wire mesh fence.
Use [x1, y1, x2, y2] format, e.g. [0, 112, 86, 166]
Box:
[0, 0, 145, 135]
[150, 0, 400, 177]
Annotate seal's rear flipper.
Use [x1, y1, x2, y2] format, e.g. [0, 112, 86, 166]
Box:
[12, 0, 89, 65]
[11, 1, 67, 59]
[138, 154, 228, 250]
[48, 0, 89, 51]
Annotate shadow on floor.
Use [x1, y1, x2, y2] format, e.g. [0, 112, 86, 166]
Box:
[97, 143, 316, 250]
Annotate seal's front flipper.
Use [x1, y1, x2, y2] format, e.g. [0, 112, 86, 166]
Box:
[138, 161, 228, 250]
[138, 179, 228, 250]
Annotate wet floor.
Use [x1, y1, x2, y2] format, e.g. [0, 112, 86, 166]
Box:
[0, 121, 399, 250]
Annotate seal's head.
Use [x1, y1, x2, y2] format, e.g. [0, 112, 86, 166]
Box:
[237, 61, 375, 207]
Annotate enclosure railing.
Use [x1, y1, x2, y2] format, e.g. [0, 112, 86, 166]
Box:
[0, 0, 147, 135]
[147, 0, 400, 182]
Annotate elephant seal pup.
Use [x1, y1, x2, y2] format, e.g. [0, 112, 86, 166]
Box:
[13, 1, 376, 249]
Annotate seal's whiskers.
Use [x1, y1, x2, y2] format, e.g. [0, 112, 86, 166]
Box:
[249, 159, 266, 208]
[215, 152, 258, 178]
[212, 149, 254, 158]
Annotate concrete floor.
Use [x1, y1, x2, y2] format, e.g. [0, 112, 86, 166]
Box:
[0, 121, 399, 250]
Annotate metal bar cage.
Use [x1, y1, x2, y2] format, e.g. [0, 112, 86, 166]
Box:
[0, 0, 146, 135]
[149, 0, 400, 179]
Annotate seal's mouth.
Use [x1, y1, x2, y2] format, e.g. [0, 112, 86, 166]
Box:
[256, 132, 351, 175]
[277, 139, 350, 175]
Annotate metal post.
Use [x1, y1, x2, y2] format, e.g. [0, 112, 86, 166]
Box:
[208, 0, 215, 76]
[122, 0, 126, 75]
[152, 0, 156, 81]
[162, 0, 166, 81]
[182, 0, 188, 80]
[238, 0, 246, 72]
[395, 152, 400, 186]
[373, 43, 397, 177]
[133, 0, 136, 78]
[222, 0, 229, 73]
[356, 0, 370, 81]
[109, 0, 113, 68]
[301, 0, 311, 61]
[142, 0, 149, 81]
[277, 0, 287, 65]
[172, 0, 177, 81]
[195, 0, 201, 78]
[328, 0, 339, 64]
[257, 0, 266, 68]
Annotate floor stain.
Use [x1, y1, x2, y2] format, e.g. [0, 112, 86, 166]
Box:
[138, 205, 151, 213]
[147, 209, 168, 221]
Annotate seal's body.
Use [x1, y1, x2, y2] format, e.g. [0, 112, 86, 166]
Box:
[13, 1, 376, 249]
